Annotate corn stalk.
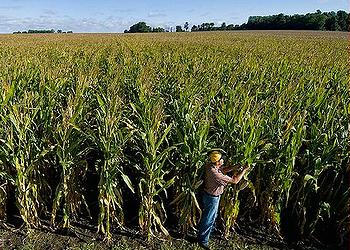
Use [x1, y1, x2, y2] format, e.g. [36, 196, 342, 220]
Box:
[89, 81, 134, 240]
[130, 98, 175, 241]
[51, 78, 89, 229]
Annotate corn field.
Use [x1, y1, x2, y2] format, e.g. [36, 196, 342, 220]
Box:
[0, 31, 348, 246]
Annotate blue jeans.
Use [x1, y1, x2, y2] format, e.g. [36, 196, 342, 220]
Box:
[197, 191, 220, 246]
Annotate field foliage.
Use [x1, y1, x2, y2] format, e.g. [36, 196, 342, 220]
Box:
[0, 31, 348, 246]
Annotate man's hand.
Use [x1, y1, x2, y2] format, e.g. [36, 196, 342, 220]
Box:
[242, 165, 250, 173]
[230, 165, 250, 184]
[221, 163, 240, 174]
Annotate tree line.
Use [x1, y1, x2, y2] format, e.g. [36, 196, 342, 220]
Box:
[243, 10, 349, 31]
[13, 29, 73, 34]
[124, 10, 349, 33]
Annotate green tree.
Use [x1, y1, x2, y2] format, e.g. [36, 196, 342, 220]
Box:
[191, 25, 198, 32]
[184, 22, 189, 31]
[176, 25, 183, 32]
[127, 22, 152, 33]
[221, 22, 227, 30]
[325, 12, 340, 31]
[336, 10, 349, 31]
[152, 27, 165, 32]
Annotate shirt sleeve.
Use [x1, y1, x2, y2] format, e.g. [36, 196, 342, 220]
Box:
[210, 168, 232, 186]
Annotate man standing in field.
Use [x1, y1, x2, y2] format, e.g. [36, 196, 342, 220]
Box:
[197, 150, 250, 250]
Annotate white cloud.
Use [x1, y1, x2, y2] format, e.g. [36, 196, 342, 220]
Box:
[42, 9, 57, 16]
[114, 8, 134, 13]
[0, 5, 21, 10]
[200, 12, 211, 17]
[0, 14, 135, 33]
[148, 11, 167, 18]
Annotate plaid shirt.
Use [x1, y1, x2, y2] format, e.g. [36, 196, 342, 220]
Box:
[203, 163, 232, 196]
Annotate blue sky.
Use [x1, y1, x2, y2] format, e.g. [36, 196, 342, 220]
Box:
[0, 0, 348, 33]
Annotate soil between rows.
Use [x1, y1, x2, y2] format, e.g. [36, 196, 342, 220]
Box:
[0, 219, 332, 250]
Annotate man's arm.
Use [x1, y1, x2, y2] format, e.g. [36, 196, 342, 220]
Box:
[229, 165, 250, 184]
[221, 163, 241, 174]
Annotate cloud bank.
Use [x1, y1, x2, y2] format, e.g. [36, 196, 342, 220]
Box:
[0, 14, 137, 33]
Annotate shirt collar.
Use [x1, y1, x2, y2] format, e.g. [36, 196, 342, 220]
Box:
[212, 165, 222, 173]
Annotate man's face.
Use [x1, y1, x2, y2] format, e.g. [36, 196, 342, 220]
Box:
[213, 155, 224, 168]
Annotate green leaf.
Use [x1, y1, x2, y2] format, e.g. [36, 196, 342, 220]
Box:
[121, 173, 134, 193]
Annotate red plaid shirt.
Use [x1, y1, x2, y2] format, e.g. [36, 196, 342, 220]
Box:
[203, 163, 232, 196]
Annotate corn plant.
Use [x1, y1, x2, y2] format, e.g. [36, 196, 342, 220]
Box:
[213, 82, 261, 236]
[0, 82, 16, 221]
[0, 82, 50, 227]
[169, 96, 211, 234]
[51, 78, 90, 229]
[89, 81, 134, 239]
[129, 97, 176, 240]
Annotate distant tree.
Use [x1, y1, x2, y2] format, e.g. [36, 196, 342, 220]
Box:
[127, 22, 152, 33]
[198, 22, 215, 31]
[221, 22, 226, 30]
[67, 31, 73, 33]
[240, 23, 247, 29]
[15, 29, 71, 34]
[184, 22, 189, 31]
[243, 10, 348, 31]
[306, 11, 327, 30]
[199, 23, 207, 31]
[176, 25, 183, 32]
[122, 10, 348, 35]
[226, 24, 234, 30]
[191, 25, 198, 32]
[152, 27, 165, 32]
[325, 12, 340, 30]
[336, 10, 349, 31]
[275, 13, 287, 29]
[209, 23, 215, 30]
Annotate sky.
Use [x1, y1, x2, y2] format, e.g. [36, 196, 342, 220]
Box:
[0, 0, 348, 33]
